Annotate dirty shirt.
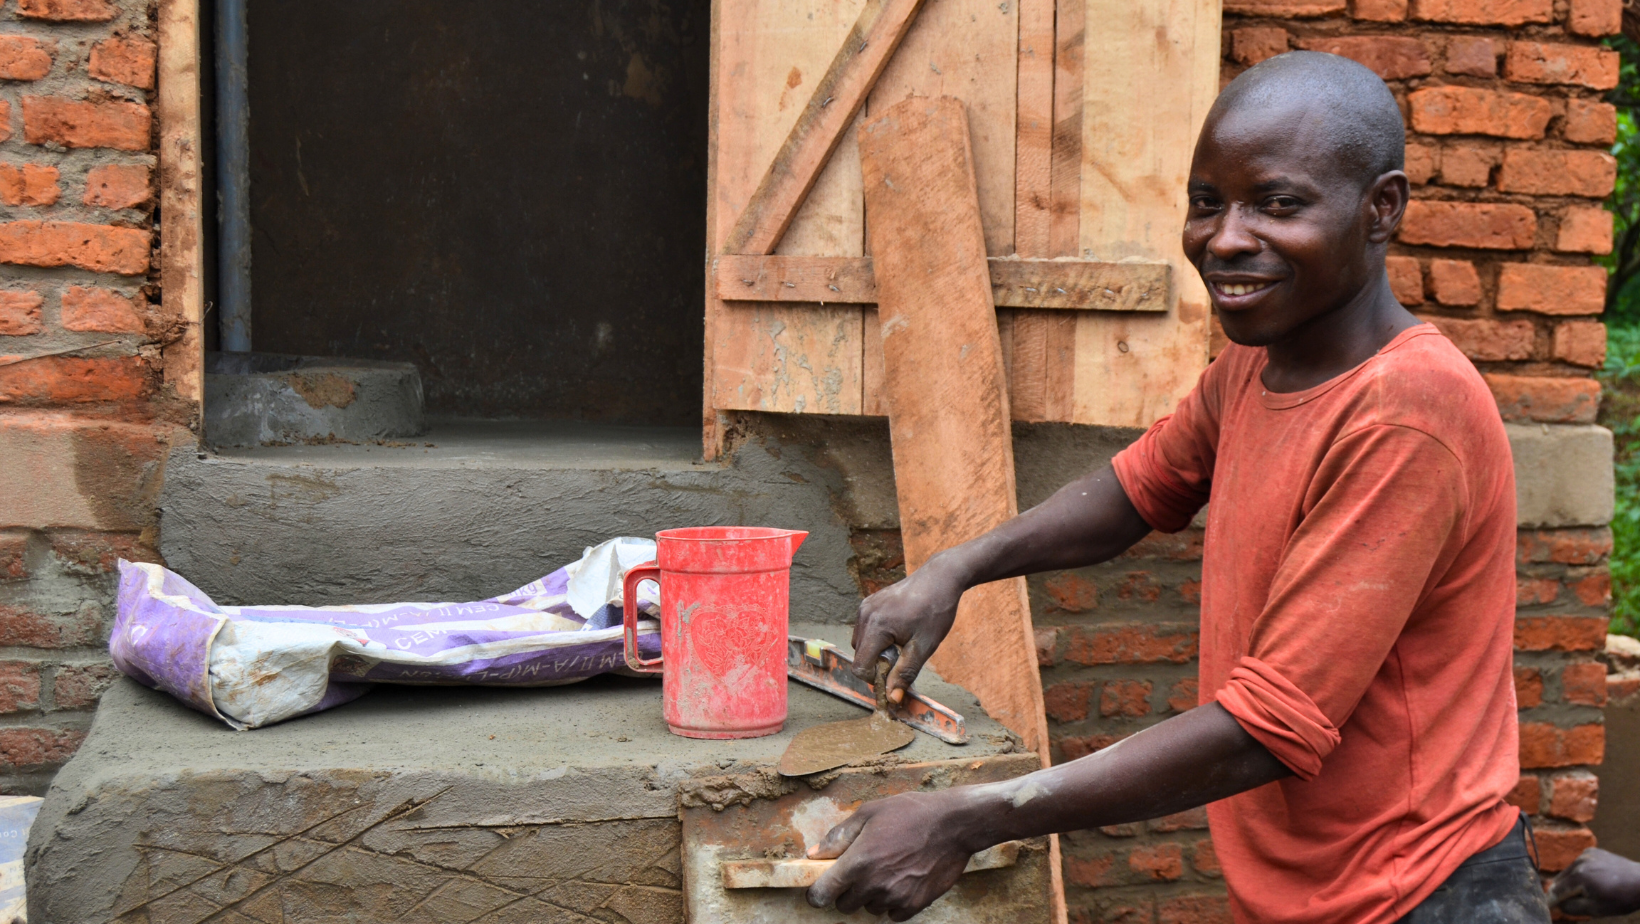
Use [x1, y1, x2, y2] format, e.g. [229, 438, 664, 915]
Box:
[1111, 325, 1519, 924]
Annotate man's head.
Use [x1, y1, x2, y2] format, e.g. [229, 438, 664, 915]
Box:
[1183, 51, 1410, 348]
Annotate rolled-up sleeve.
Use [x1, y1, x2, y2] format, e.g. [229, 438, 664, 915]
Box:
[1213, 424, 1468, 779]
[1112, 369, 1221, 533]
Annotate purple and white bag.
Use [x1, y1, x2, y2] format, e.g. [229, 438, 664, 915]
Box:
[111, 537, 662, 729]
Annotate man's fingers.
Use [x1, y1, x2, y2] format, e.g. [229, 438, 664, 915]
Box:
[1558, 896, 1597, 918]
[808, 810, 869, 860]
[1547, 873, 1584, 906]
[851, 622, 894, 684]
[885, 639, 928, 703]
[807, 855, 862, 909]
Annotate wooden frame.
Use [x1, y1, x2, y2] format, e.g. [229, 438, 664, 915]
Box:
[157, 0, 206, 413]
[704, 0, 1222, 458]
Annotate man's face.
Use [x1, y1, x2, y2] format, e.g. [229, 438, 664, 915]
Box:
[1182, 104, 1380, 348]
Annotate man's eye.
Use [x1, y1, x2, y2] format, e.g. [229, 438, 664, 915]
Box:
[1266, 197, 1300, 211]
[1190, 197, 1220, 210]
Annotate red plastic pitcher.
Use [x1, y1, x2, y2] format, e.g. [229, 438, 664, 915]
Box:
[622, 527, 808, 739]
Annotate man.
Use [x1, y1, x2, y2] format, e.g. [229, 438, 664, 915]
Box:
[804, 52, 1548, 924]
[1550, 848, 1640, 917]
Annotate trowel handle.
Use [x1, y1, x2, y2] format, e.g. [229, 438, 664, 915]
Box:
[622, 563, 664, 674]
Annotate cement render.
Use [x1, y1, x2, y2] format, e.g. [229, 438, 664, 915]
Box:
[1508, 423, 1615, 528]
[27, 624, 1013, 923]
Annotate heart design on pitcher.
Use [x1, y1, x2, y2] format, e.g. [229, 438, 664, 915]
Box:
[681, 602, 780, 678]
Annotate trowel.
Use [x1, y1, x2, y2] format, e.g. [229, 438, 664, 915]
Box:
[778, 655, 918, 776]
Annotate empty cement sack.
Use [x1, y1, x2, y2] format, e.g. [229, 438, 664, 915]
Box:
[110, 537, 662, 729]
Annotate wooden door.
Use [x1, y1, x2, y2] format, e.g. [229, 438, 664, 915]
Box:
[703, 0, 1222, 454]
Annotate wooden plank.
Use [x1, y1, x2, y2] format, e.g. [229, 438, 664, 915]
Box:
[1015, 0, 1054, 256]
[707, 0, 871, 423]
[714, 254, 1168, 311]
[720, 0, 930, 256]
[157, 0, 205, 410]
[859, 96, 1050, 762]
[1072, 0, 1219, 428]
[1048, 0, 1083, 258]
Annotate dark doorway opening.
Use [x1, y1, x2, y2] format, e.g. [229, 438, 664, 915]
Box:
[242, 0, 710, 425]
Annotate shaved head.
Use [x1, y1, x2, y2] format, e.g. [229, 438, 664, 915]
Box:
[1209, 51, 1404, 187]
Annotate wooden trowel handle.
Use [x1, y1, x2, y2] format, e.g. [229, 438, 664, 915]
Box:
[721, 840, 1021, 889]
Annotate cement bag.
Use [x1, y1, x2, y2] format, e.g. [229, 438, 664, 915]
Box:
[111, 537, 662, 729]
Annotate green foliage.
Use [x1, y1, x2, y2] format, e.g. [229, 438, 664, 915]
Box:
[1602, 324, 1640, 637]
[1606, 35, 1640, 322]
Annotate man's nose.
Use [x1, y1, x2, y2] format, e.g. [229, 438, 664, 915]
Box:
[1206, 207, 1261, 261]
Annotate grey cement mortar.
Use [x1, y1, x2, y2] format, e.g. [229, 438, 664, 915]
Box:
[203, 353, 426, 449]
[27, 624, 1015, 923]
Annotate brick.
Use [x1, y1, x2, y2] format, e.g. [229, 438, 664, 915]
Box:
[1570, 570, 1610, 606]
[1405, 144, 1437, 184]
[49, 530, 157, 574]
[1123, 529, 1204, 562]
[15, 0, 114, 21]
[1533, 825, 1597, 871]
[0, 727, 85, 769]
[1505, 42, 1620, 90]
[1486, 375, 1600, 423]
[1223, 0, 1345, 14]
[1387, 256, 1423, 304]
[1438, 146, 1493, 187]
[1562, 662, 1607, 707]
[61, 286, 144, 333]
[1350, 0, 1407, 21]
[1497, 264, 1605, 315]
[1518, 576, 1560, 606]
[0, 35, 53, 81]
[1064, 852, 1118, 888]
[1563, 99, 1617, 145]
[1515, 667, 1544, 707]
[1035, 626, 1060, 667]
[22, 97, 149, 151]
[1060, 733, 1127, 761]
[83, 163, 150, 209]
[1556, 207, 1613, 255]
[1179, 578, 1202, 603]
[1568, 0, 1622, 36]
[0, 356, 149, 407]
[0, 163, 60, 206]
[1299, 36, 1431, 80]
[1151, 807, 1209, 831]
[0, 532, 25, 581]
[1614, 675, 1640, 700]
[1518, 722, 1604, 768]
[1410, 0, 1551, 24]
[1514, 615, 1608, 651]
[0, 291, 44, 336]
[0, 221, 150, 274]
[1116, 571, 1161, 602]
[88, 35, 156, 89]
[1100, 679, 1153, 717]
[1158, 893, 1234, 924]
[1427, 259, 1481, 305]
[1192, 838, 1220, 877]
[1130, 843, 1183, 881]
[1065, 624, 1199, 665]
[1518, 528, 1612, 565]
[1045, 572, 1099, 612]
[1044, 680, 1093, 722]
[0, 415, 169, 531]
[1496, 149, 1616, 198]
[0, 604, 100, 648]
[0, 662, 41, 714]
[1553, 320, 1606, 368]
[1408, 86, 1551, 139]
[1445, 36, 1497, 77]
[1231, 27, 1289, 67]
[1399, 201, 1536, 249]
[1507, 774, 1542, 812]
[1167, 677, 1200, 712]
[1420, 316, 1533, 361]
[0, 101, 10, 143]
[53, 661, 118, 709]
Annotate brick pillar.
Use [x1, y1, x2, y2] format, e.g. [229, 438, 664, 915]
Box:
[0, 0, 190, 793]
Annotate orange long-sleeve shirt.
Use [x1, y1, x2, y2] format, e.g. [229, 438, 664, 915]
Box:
[1112, 325, 1520, 924]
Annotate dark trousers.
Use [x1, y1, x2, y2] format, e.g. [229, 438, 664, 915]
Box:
[1395, 815, 1551, 924]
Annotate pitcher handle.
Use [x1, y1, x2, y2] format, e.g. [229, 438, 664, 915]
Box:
[623, 562, 664, 674]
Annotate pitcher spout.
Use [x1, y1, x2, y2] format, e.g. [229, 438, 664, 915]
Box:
[786, 530, 809, 559]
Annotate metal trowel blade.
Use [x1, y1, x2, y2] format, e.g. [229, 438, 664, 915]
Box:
[777, 710, 917, 777]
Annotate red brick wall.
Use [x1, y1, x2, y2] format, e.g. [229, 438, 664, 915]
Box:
[0, 0, 186, 793]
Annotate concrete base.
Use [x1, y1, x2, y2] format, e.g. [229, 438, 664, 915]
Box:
[204, 352, 426, 449]
[27, 625, 1020, 923]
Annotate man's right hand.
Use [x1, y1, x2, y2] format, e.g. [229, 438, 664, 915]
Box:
[1549, 848, 1640, 918]
[850, 556, 968, 702]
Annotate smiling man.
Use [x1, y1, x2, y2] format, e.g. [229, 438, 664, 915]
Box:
[804, 52, 1548, 924]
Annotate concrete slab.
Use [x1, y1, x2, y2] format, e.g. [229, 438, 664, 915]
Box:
[204, 353, 426, 449]
[28, 625, 1021, 924]
[1509, 423, 1614, 528]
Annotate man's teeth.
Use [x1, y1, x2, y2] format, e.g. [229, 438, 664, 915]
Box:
[1218, 282, 1272, 296]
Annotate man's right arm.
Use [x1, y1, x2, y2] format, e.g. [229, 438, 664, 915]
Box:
[852, 463, 1157, 698]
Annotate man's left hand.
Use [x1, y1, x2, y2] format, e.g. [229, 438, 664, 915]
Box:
[805, 790, 979, 921]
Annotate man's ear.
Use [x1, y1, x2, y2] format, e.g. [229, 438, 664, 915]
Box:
[1365, 170, 1409, 244]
